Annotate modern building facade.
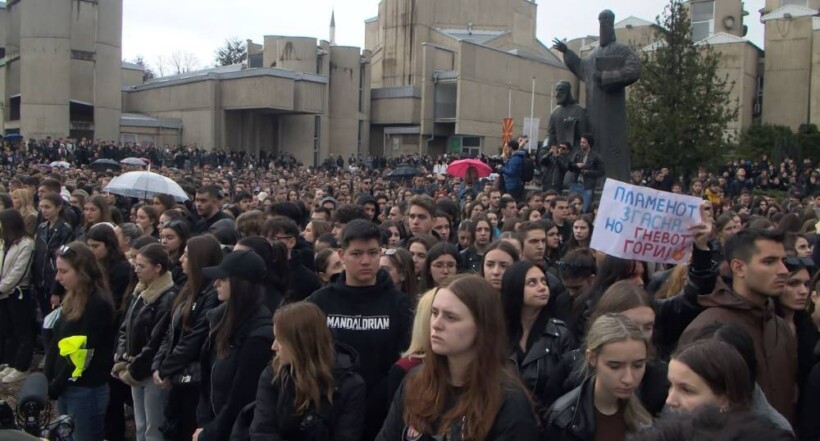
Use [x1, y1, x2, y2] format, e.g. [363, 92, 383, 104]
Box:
[0, 0, 123, 141]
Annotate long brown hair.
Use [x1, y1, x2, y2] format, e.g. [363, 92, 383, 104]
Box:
[173, 236, 223, 330]
[59, 242, 112, 321]
[272, 302, 336, 413]
[403, 275, 524, 440]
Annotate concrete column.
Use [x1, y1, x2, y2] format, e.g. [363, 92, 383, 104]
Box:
[20, 0, 71, 139]
[93, 0, 123, 141]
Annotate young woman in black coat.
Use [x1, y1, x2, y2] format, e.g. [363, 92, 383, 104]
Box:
[153, 236, 223, 441]
[194, 250, 274, 441]
[235, 302, 366, 441]
[33, 193, 75, 318]
[500, 261, 575, 415]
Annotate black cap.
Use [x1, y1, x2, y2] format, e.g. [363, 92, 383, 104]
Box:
[202, 249, 266, 284]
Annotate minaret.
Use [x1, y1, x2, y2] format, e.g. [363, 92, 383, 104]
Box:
[330, 10, 336, 45]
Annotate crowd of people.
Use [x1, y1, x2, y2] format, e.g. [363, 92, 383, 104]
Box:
[0, 135, 817, 441]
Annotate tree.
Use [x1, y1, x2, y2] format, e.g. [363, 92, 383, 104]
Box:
[627, 0, 738, 174]
[133, 55, 155, 82]
[168, 50, 201, 75]
[215, 38, 247, 66]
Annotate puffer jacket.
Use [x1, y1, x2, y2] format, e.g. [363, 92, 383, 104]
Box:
[512, 316, 575, 412]
[116, 271, 176, 381]
[239, 343, 366, 441]
[500, 150, 527, 191]
[32, 219, 74, 296]
[197, 303, 273, 441]
[153, 282, 220, 381]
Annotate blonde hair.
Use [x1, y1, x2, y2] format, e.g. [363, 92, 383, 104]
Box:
[654, 264, 688, 300]
[402, 288, 436, 358]
[11, 188, 36, 218]
[584, 313, 653, 431]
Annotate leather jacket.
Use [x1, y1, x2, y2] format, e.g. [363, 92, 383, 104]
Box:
[544, 375, 596, 441]
[512, 317, 575, 410]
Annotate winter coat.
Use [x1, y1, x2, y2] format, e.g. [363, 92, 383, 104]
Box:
[567, 150, 605, 190]
[32, 219, 74, 297]
[680, 279, 798, 422]
[376, 373, 539, 441]
[241, 344, 366, 441]
[0, 237, 34, 300]
[307, 269, 413, 440]
[540, 151, 570, 191]
[512, 315, 575, 412]
[799, 341, 820, 440]
[500, 150, 527, 191]
[197, 303, 273, 441]
[153, 282, 220, 381]
[116, 271, 176, 381]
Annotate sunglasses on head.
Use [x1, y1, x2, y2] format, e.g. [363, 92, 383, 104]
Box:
[382, 248, 398, 256]
[784, 256, 814, 270]
[58, 245, 74, 257]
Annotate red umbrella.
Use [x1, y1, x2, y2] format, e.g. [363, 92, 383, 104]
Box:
[446, 159, 493, 178]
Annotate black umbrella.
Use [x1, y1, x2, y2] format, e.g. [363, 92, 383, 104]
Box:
[387, 164, 422, 180]
[90, 158, 121, 171]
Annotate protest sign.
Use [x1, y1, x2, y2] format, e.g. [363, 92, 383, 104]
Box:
[590, 179, 703, 265]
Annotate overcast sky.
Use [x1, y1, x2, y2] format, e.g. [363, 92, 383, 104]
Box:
[122, 0, 766, 71]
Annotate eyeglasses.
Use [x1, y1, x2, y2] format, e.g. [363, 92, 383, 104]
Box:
[784, 256, 814, 269]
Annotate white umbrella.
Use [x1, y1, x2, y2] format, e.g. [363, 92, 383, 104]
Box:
[104, 171, 189, 202]
[50, 161, 70, 169]
[120, 157, 147, 166]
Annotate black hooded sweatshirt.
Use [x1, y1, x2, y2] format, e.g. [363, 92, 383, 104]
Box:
[307, 269, 413, 440]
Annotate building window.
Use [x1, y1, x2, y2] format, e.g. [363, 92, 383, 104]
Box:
[461, 136, 482, 157]
[691, 1, 714, 42]
[781, 0, 808, 6]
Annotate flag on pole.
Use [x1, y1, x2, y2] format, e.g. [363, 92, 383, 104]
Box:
[502, 118, 514, 146]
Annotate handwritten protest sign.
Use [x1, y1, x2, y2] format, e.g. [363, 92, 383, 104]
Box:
[590, 179, 703, 265]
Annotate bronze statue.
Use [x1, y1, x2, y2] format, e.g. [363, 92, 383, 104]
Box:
[553, 9, 641, 182]
[546, 81, 588, 152]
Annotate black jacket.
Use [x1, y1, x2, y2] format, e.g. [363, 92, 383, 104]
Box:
[567, 150, 605, 190]
[288, 262, 323, 303]
[241, 344, 366, 441]
[32, 219, 74, 296]
[45, 289, 116, 398]
[307, 269, 413, 441]
[197, 303, 274, 441]
[544, 375, 596, 441]
[153, 283, 220, 380]
[116, 279, 176, 381]
[512, 315, 575, 412]
[546, 353, 669, 418]
[292, 236, 316, 272]
[799, 340, 820, 440]
[460, 246, 482, 273]
[376, 374, 539, 441]
[107, 259, 133, 321]
[540, 151, 570, 191]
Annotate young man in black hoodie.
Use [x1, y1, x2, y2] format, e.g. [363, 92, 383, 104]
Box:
[308, 219, 413, 441]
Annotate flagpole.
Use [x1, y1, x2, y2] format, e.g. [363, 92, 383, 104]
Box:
[530, 77, 536, 143]
[508, 88, 512, 118]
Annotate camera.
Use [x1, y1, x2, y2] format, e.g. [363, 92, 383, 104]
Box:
[0, 373, 74, 440]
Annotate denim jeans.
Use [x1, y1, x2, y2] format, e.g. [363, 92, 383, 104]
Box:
[56, 384, 109, 441]
[132, 378, 169, 441]
[569, 183, 593, 214]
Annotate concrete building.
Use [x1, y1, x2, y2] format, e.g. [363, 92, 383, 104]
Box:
[759, 0, 820, 130]
[122, 38, 370, 166]
[364, 0, 572, 157]
[0, 0, 123, 141]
